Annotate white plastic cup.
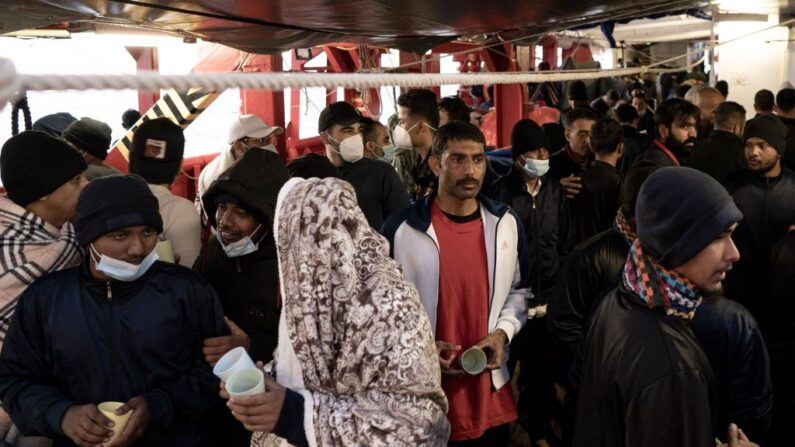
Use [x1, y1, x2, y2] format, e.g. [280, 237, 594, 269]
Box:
[459, 346, 488, 375]
[154, 240, 175, 263]
[213, 346, 256, 381]
[97, 401, 133, 444]
[225, 368, 265, 397]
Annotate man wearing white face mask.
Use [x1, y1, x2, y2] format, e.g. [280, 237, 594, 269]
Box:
[320, 101, 409, 229]
[195, 149, 289, 446]
[490, 119, 569, 447]
[197, 114, 284, 206]
[196, 149, 288, 367]
[0, 174, 228, 447]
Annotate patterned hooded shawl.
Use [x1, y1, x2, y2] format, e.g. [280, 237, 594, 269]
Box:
[254, 177, 449, 447]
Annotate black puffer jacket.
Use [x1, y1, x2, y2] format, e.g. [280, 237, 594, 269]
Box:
[0, 261, 228, 446]
[491, 167, 568, 303]
[197, 149, 289, 364]
[724, 168, 795, 317]
[574, 285, 718, 447]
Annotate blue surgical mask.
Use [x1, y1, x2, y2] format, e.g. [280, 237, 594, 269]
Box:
[90, 245, 159, 282]
[217, 224, 262, 258]
[522, 158, 550, 178]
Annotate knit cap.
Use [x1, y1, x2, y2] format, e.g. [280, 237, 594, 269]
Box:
[74, 174, 163, 246]
[744, 113, 787, 155]
[63, 117, 113, 160]
[636, 167, 742, 268]
[0, 130, 87, 206]
[511, 119, 551, 160]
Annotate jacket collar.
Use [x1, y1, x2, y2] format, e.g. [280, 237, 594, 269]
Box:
[404, 191, 510, 232]
[80, 255, 155, 303]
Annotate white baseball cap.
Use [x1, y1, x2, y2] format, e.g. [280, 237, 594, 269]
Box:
[228, 114, 284, 144]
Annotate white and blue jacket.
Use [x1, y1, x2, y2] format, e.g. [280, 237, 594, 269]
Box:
[382, 194, 531, 390]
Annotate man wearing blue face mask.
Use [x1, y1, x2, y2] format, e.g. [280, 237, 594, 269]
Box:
[0, 174, 228, 447]
[320, 101, 409, 229]
[490, 119, 569, 446]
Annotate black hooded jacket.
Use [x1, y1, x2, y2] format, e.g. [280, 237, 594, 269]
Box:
[0, 260, 228, 446]
[197, 149, 289, 364]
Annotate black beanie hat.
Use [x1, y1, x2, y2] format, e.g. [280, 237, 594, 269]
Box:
[32, 112, 77, 137]
[0, 131, 87, 206]
[74, 174, 163, 246]
[636, 167, 742, 269]
[130, 118, 185, 184]
[744, 113, 787, 155]
[63, 117, 113, 161]
[511, 119, 551, 160]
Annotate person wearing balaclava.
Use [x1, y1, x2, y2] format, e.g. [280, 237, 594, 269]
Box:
[489, 118, 568, 447]
[62, 117, 122, 180]
[0, 174, 228, 447]
[197, 115, 284, 204]
[320, 101, 409, 229]
[724, 114, 795, 319]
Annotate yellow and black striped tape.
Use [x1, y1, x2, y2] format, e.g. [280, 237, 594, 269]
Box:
[111, 87, 220, 160]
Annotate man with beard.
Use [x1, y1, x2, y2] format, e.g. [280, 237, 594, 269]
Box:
[623, 98, 700, 219]
[383, 121, 531, 445]
[574, 167, 764, 447]
[724, 114, 795, 319]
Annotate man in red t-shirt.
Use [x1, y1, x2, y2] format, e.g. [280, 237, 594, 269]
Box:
[384, 121, 531, 444]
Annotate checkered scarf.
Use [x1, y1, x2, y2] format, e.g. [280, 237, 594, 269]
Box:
[622, 238, 702, 320]
[614, 208, 637, 244]
[0, 197, 82, 345]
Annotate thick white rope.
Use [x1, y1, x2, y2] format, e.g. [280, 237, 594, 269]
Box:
[0, 58, 703, 112]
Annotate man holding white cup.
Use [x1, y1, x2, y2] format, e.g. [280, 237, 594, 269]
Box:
[0, 175, 228, 446]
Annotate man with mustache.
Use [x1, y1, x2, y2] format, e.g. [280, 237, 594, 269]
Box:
[622, 98, 700, 219]
[724, 114, 795, 319]
[383, 121, 531, 445]
[574, 167, 760, 447]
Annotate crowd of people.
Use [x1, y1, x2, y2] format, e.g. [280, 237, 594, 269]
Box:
[0, 66, 792, 447]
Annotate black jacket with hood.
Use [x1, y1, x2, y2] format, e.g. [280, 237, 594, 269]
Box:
[196, 149, 289, 364]
[0, 260, 228, 446]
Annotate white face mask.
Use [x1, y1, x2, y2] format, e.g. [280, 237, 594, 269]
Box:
[328, 134, 364, 163]
[522, 158, 550, 178]
[91, 245, 159, 282]
[392, 122, 419, 149]
[217, 224, 262, 258]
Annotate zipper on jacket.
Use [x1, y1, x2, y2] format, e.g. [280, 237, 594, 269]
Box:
[106, 282, 112, 301]
[488, 213, 505, 318]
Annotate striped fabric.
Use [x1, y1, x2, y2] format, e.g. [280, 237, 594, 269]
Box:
[0, 197, 82, 344]
[622, 238, 702, 320]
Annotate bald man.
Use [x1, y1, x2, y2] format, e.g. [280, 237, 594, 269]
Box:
[686, 86, 725, 140]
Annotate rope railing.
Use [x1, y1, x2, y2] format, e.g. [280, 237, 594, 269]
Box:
[0, 55, 705, 112]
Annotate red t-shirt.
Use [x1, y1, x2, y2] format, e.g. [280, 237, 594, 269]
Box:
[431, 202, 517, 441]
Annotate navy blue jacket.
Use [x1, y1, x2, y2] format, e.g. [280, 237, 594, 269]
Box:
[0, 260, 228, 446]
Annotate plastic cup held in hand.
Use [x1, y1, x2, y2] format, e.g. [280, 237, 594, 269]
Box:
[98, 401, 133, 444]
[459, 346, 487, 375]
[213, 346, 256, 381]
[226, 368, 265, 397]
